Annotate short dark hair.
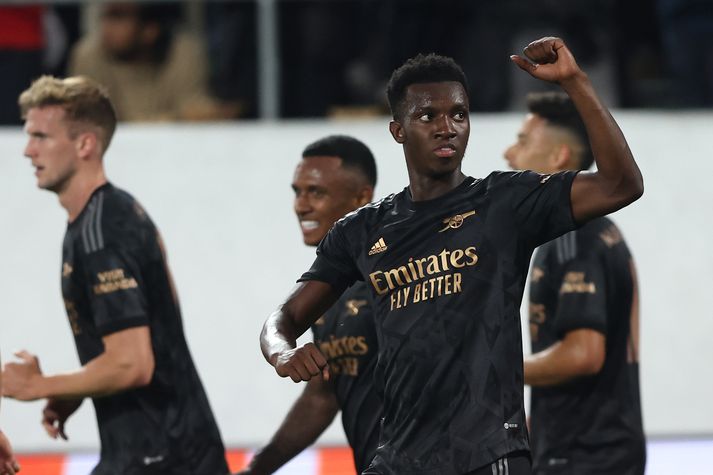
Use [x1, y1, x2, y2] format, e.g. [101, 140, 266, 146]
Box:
[526, 92, 593, 170]
[302, 135, 377, 187]
[386, 53, 469, 120]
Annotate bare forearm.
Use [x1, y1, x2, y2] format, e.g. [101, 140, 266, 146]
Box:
[525, 340, 602, 387]
[247, 380, 339, 474]
[38, 352, 150, 399]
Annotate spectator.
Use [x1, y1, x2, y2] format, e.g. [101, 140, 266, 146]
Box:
[69, 1, 238, 121]
[0, 6, 44, 125]
[657, 0, 713, 106]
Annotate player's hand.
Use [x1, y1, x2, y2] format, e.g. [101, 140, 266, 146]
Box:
[2, 351, 44, 401]
[273, 342, 330, 383]
[0, 430, 20, 475]
[42, 398, 83, 441]
[510, 37, 584, 85]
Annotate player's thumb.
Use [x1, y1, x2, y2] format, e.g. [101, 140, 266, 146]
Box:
[510, 55, 537, 75]
[322, 365, 330, 382]
[13, 350, 33, 363]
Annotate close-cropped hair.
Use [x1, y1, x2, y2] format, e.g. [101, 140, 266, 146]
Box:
[386, 53, 469, 120]
[19, 75, 117, 152]
[302, 135, 377, 187]
[526, 91, 593, 170]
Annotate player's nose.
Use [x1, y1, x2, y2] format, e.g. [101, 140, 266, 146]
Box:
[434, 116, 457, 139]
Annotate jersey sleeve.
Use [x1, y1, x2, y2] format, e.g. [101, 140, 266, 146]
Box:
[299, 219, 362, 293]
[553, 256, 608, 336]
[83, 245, 149, 336]
[504, 170, 578, 247]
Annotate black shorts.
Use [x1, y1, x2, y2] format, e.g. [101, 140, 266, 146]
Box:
[467, 451, 531, 475]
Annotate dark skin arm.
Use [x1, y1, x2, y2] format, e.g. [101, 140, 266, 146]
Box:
[512, 37, 644, 223]
[236, 377, 340, 474]
[525, 328, 606, 386]
[260, 281, 341, 382]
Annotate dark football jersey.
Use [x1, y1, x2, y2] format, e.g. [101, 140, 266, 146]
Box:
[311, 282, 381, 473]
[61, 183, 228, 475]
[301, 171, 577, 474]
[528, 217, 645, 475]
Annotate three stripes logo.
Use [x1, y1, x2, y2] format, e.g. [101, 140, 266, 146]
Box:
[368, 237, 388, 256]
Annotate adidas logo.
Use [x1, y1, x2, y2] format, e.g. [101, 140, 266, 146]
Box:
[368, 237, 388, 256]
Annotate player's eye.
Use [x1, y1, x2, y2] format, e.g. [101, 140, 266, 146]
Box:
[454, 112, 466, 121]
[418, 113, 433, 122]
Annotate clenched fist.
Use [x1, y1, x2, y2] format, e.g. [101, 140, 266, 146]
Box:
[511, 37, 585, 86]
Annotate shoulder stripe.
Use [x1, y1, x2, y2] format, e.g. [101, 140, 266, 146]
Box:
[555, 231, 578, 264]
[94, 192, 105, 250]
[80, 191, 106, 253]
[81, 200, 95, 253]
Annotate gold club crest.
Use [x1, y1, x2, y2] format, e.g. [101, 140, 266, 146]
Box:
[439, 210, 476, 232]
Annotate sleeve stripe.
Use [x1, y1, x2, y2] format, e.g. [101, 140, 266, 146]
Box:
[81, 200, 95, 253]
[555, 231, 578, 264]
[81, 192, 106, 254]
[95, 192, 105, 250]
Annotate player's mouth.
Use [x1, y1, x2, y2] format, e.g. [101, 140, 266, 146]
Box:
[433, 144, 457, 158]
[33, 165, 45, 176]
[300, 220, 320, 232]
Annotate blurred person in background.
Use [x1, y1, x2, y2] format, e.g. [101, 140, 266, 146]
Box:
[0, 6, 44, 125]
[238, 135, 381, 474]
[2, 75, 229, 475]
[69, 1, 238, 121]
[504, 92, 646, 474]
[657, 0, 713, 106]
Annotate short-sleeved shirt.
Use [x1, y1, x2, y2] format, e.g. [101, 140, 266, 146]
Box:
[528, 217, 645, 474]
[312, 282, 381, 473]
[301, 171, 577, 474]
[61, 183, 228, 475]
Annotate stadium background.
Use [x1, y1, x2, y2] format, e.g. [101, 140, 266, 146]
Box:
[1, 1, 712, 473]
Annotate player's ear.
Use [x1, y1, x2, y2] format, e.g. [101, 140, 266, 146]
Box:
[76, 131, 99, 160]
[552, 143, 571, 171]
[389, 120, 405, 144]
[355, 185, 374, 207]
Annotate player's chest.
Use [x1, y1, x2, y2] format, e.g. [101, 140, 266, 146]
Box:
[358, 200, 514, 299]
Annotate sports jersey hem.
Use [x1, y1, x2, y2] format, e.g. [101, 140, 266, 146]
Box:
[372, 439, 530, 474]
[556, 320, 607, 337]
[298, 271, 350, 294]
[97, 315, 150, 336]
[566, 170, 581, 227]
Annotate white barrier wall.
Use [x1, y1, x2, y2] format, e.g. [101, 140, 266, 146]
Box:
[1, 113, 712, 452]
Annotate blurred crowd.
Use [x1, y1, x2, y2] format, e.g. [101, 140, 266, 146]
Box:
[1, 0, 712, 124]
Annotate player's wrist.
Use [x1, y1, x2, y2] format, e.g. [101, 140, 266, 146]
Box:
[559, 70, 591, 93]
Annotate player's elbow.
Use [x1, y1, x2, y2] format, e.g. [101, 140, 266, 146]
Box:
[119, 354, 155, 389]
[132, 359, 155, 387]
[627, 174, 644, 203]
[575, 348, 605, 376]
[621, 169, 644, 205]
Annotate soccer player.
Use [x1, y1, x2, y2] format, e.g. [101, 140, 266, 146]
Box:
[2, 75, 229, 475]
[260, 36, 644, 474]
[504, 92, 646, 474]
[238, 135, 381, 474]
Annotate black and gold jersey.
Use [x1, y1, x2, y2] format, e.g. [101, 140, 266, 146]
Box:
[61, 183, 228, 474]
[301, 170, 577, 474]
[529, 217, 645, 474]
[312, 282, 381, 473]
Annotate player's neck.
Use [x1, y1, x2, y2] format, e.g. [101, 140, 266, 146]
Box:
[59, 169, 108, 222]
[407, 170, 466, 202]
